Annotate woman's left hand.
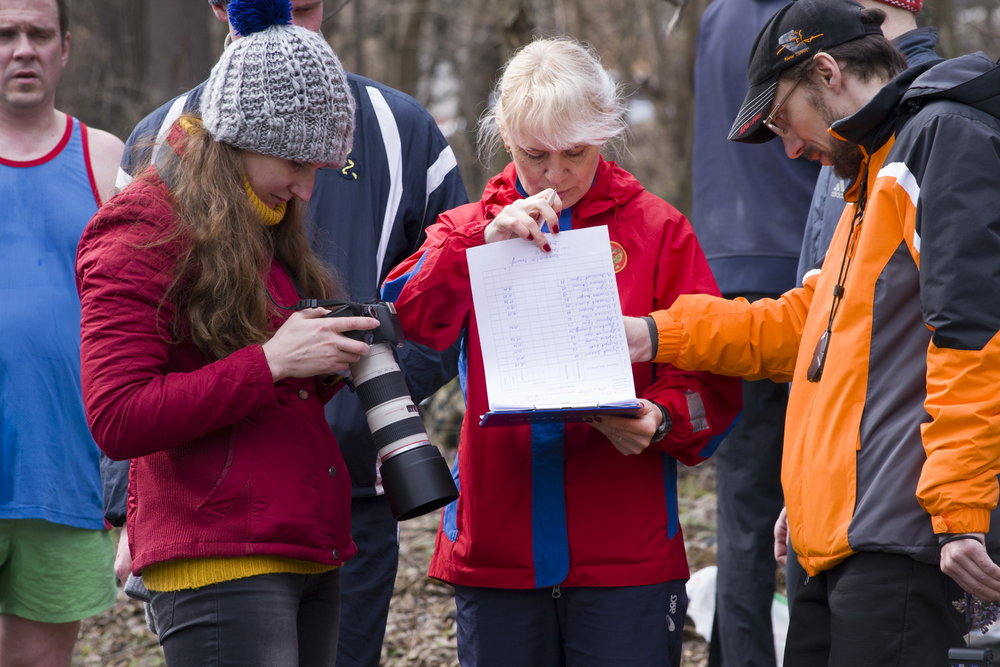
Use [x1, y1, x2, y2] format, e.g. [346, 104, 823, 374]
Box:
[114, 525, 132, 584]
[262, 308, 378, 382]
[484, 188, 561, 252]
[588, 399, 663, 455]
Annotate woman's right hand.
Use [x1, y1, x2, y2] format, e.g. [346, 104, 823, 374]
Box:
[484, 188, 561, 252]
[262, 308, 380, 382]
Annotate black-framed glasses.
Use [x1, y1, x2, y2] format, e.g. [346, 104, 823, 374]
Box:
[763, 76, 803, 137]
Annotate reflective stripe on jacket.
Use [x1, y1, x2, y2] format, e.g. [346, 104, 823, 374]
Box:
[654, 54, 1000, 576]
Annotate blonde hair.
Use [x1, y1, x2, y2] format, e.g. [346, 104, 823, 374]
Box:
[478, 37, 627, 161]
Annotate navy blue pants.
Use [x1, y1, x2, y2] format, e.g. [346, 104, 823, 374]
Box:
[709, 308, 787, 667]
[454, 581, 688, 666]
[335, 495, 399, 667]
[149, 570, 341, 667]
[783, 551, 965, 667]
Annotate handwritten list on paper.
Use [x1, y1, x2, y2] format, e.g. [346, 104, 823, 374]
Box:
[466, 226, 637, 412]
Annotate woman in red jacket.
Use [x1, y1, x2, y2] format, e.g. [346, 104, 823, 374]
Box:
[382, 37, 741, 667]
[75, 2, 377, 665]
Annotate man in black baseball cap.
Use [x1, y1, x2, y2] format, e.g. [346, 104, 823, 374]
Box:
[613, 0, 1000, 663]
[728, 0, 884, 144]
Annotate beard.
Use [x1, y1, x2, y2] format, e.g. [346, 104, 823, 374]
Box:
[811, 92, 864, 180]
[828, 137, 864, 180]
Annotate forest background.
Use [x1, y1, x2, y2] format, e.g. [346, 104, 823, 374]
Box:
[60, 0, 999, 213]
[61, 0, 999, 665]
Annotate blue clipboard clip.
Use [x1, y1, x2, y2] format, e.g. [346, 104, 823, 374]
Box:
[478, 402, 642, 427]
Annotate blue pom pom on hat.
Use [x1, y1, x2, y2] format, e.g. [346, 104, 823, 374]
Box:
[199, 0, 355, 165]
[228, 0, 291, 36]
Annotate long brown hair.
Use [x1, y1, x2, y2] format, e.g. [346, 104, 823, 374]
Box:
[146, 115, 342, 359]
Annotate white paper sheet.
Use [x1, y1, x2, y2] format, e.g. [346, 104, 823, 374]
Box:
[466, 226, 638, 413]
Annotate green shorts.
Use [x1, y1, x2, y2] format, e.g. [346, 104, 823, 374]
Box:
[0, 519, 116, 623]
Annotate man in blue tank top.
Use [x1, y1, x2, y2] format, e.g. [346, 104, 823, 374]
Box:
[0, 0, 123, 664]
[105, 2, 467, 664]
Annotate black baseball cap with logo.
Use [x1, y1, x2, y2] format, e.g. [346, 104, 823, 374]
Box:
[727, 0, 884, 144]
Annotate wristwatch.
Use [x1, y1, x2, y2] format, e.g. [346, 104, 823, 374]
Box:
[650, 401, 672, 443]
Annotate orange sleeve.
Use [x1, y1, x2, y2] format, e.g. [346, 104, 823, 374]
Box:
[918, 331, 1000, 534]
[650, 281, 815, 383]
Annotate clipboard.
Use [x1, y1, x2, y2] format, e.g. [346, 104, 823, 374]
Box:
[479, 402, 642, 427]
[467, 226, 640, 427]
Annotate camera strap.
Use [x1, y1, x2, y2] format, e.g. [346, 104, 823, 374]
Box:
[263, 260, 307, 312]
[292, 299, 360, 318]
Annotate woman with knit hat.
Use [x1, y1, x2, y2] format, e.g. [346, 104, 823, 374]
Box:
[76, 1, 373, 663]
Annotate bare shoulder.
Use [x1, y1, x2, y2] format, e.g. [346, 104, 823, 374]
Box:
[85, 126, 125, 203]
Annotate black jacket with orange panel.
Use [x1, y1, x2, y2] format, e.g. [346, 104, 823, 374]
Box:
[652, 53, 1000, 576]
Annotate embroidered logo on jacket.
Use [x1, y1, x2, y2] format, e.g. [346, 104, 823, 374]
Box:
[610, 242, 627, 273]
[339, 153, 358, 181]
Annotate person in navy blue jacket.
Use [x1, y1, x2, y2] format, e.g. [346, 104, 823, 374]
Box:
[106, 2, 467, 665]
[690, 1, 819, 665]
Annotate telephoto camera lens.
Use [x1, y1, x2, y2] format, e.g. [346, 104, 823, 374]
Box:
[295, 297, 459, 520]
[351, 342, 458, 520]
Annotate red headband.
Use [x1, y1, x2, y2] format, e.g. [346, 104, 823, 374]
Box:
[874, 0, 922, 11]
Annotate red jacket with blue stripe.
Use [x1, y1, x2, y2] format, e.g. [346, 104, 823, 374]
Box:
[383, 159, 741, 588]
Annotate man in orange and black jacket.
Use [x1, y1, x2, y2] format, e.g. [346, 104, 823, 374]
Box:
[614, 0, 1000, 664]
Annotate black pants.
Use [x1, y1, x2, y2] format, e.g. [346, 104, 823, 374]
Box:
[335, 495, 399, 667]
[150, 570, 341, 667]
[784, 551, 966, 667]
[709, 354, 787, 667]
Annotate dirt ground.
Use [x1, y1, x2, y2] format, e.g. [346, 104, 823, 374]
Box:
[74, 462, 718, 666]
[74, 386, 722, 666]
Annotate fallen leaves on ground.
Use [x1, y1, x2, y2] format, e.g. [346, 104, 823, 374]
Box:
[76, 386, 717, 665]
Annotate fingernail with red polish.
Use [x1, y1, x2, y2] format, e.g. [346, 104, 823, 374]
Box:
[543, 243, 552, 252]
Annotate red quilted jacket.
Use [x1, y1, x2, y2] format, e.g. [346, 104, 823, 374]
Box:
[75, 174, 356, 573]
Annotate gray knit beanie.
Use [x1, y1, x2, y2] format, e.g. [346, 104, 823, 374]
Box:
[200, 0, 355, 165]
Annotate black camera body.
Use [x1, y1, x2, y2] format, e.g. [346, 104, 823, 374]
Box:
[949, 647, 994, 667]
[330, 300, 405, 346]
[294, 299, 458, 521]
[296, 298, 404, 345]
